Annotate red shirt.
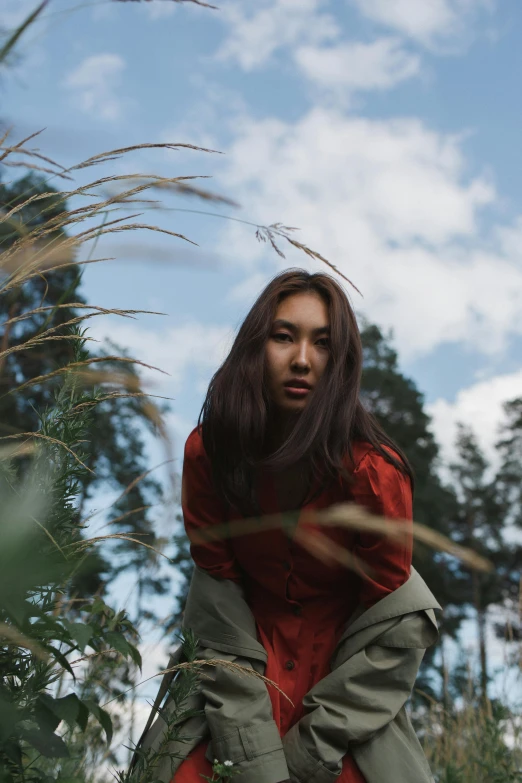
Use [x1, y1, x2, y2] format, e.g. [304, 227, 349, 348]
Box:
[180, 427, 413, 783]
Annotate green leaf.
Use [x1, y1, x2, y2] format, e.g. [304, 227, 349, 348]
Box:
[39, 693, 80, 731]
[63, 620, 93, 653]
[89, 596, 107, 616]
[34, 696, 61, 733]
[46, 645, 75, 677]
[76, 699, 89, 732]
[105, 630, 132, 660]
[126, 641, 142, 670]
[83, 700, 113, 745]
[0, 697, 21, 742]
[1, 739, 22, 767]
[22, 727, 69, 758]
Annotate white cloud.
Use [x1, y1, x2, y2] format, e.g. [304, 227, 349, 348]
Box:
[348, 0, 494, 48]
[64, 53, 127, 121]
[294, 37, 421, 94]
[214, 107, 522, 362]
[91, 318, 234, 392]
[427, 369, 522, 477]
[217, 0, 339, 70]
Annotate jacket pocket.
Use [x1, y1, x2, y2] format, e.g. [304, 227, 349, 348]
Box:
[212, 720, 284, 762]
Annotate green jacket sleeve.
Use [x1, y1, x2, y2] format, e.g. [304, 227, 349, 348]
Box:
[195, 643, 289, 783]
[282, 612, 435, 783]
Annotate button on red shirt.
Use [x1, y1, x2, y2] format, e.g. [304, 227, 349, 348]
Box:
[181, 428, 413, 783]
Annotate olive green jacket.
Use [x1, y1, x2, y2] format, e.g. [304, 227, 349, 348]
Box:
[135, 566, 441, 783]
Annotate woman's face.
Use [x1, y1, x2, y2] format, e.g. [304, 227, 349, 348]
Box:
[265, 291, 330, 415]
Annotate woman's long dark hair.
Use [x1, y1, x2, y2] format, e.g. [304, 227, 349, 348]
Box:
[199, 269, 414, 514]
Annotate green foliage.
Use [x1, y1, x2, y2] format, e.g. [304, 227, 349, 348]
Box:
[201, 759, 243, 783]
[0, 332, 142, 781]
[116, 631, 204, 783]
[421, 695, 522, 783]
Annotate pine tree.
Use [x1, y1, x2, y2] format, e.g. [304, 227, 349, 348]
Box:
[448, 423, 513, 698]
[359, 321, 463, 697]
[492, 397, 522, 649]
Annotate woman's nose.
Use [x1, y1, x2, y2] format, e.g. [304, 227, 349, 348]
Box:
[291, 341, 311, 369]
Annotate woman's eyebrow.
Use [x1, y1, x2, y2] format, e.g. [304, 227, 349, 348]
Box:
[272, 319, 330, 335]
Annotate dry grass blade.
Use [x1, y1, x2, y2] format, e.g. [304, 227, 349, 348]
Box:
[102, 658, 292, 709]
[1, 303, 165, 330]
[69, 534, 171, 563]
[111, 460, 175, 508]
[80, 460, 175, 527]
[0, 2, 49, 67]
[0, 304, 166, 365]
[0, 623, 49, 661]
[70, 142, 222, 172]
[315, 503, 493, 573]
[0, 333, 93, 363]
[0, 433, 94, 473]
[257, 223, 361, 295]
[69, 391, 172, 416]
[1, 159, 72, 180]
[76, 221, 197, 247]
[69, 648, 120, 667]
[148, 179, 238, 207]
[0, 441, 35, 459]
[0, 237, 76, 276]
[0, 128, 11, 148]
[188, 502, 492, 573]
[0, 258, 115, 294]
[6, 355, 169, 398]
[104, 506, 152, 528]
[284, 236, 362, 296]
[0, 144, 68, 176]
[293, 525, 374, 577]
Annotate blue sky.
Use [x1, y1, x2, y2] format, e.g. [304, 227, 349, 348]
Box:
[2, 0, 522, 741]
[4, 0, 522, 476]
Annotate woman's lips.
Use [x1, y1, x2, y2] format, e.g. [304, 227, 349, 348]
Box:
[284, 385, 311, 398]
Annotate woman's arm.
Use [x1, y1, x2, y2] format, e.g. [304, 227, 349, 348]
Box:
[282, 612, 436, 783]
[182, 429, 289, 783]
[350, 447, 413, 607]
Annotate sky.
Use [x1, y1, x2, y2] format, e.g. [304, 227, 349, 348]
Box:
[2, 0, 522, 752]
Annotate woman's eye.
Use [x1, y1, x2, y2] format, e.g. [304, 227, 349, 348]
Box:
[317, 338, 330, 348]
[273, 332, 291, 342]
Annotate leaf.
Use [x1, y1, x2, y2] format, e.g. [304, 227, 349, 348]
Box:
[83, 700, 113, 745]
[22, 727, 69, 758]
[76, 699, 89, 732]
[1, 739, 22, 767]
[0, 697, 20, 742]
[86, 596, 107, 617]
[126, 640, 142, 670]
[104, 630, 132, 660]
[34, 696, 61, 733]
[39, 693, 80, 731]
[63, 620, 93, 653]
[46, 645, 75, 677]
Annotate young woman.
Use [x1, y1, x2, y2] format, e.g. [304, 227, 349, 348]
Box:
[137, 269, 439, 783]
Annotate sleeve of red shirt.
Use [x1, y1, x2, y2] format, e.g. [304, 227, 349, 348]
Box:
[351, 447, 413, 608]
[182, 427, 242, 582]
